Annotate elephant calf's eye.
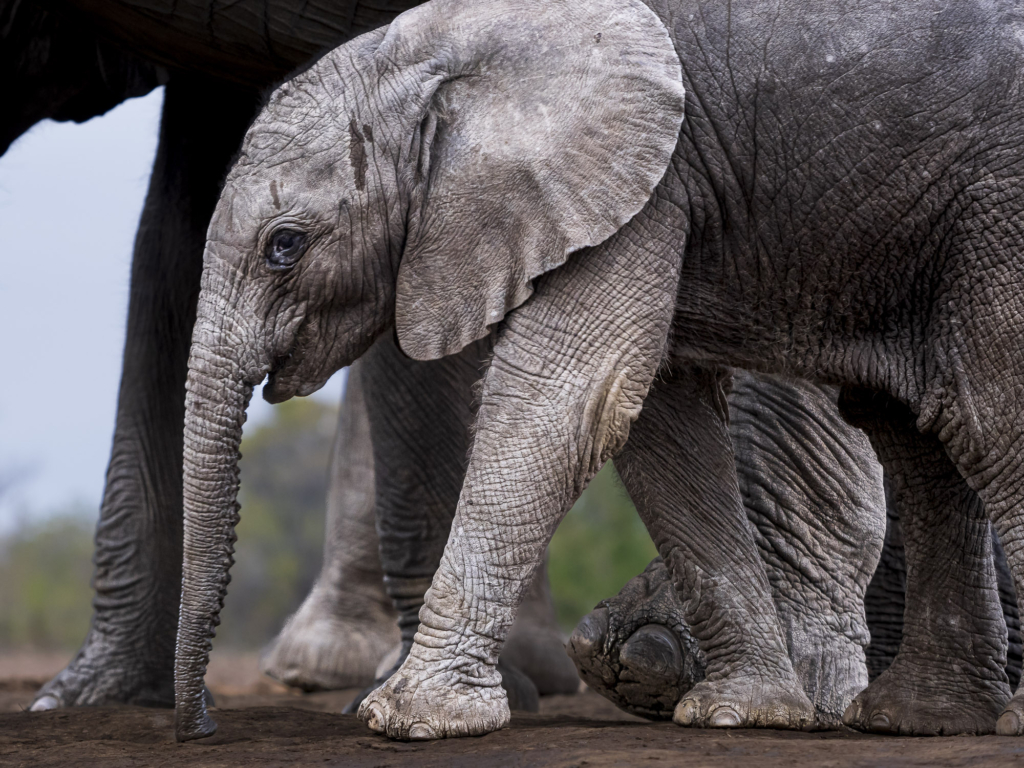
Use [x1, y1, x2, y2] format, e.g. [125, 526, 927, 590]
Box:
[266, 228, 307, 270]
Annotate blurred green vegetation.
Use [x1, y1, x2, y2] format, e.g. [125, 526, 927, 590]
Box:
[549, 463, 658, 630]
[0, 397, 656, 651]
[216, 398, 337, 648]
[0, 510, 95, 650]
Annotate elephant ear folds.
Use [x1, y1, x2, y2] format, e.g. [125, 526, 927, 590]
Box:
[392, 0, 685, 361]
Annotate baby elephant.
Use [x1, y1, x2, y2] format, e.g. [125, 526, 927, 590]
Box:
[175, 0, 1024, 743]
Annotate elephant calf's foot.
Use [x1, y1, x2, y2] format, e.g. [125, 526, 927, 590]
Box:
[568, 559, 704, 719]
[347, 648, 539, 715]
[674, 673, 818, 730]
[32, 629, 174, 710]
[843, 657, 1010, 735]
[357, 654, 510, 740]
[261, 588, 399, 691]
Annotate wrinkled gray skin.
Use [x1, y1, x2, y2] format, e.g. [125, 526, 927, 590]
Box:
[258, 360, 399, 693]
[572, 387, 1024, 733]
[5, 0, 428, 712]
[259, 354, 579, 705]
[176, 0, 1024, 742]
[572, 373, 886, 725]
[4, 0, 655, 716]
[0, 0, 911, 728]
[278, 356, 1020, 729]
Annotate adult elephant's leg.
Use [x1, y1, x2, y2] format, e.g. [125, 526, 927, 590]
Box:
[260, 363, 399, 691]
[994, 532, 1022, 688]
[569, 556, 704, 720]
[840, 390, 1009, 735]
[570, 374, 886, 724]
[32, 75, 256, 710]
[502, 551, 580, 696]
[863, 493, 1020, 685]
[729, 375, 885, 723]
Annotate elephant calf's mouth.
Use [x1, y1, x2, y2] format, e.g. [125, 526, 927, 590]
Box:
[264, 352, 333, 403]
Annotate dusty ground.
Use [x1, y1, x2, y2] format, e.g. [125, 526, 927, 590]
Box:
[2, 652, 1023, 767]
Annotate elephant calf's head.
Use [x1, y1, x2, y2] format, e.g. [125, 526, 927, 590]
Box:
[175, 0, 685, 742]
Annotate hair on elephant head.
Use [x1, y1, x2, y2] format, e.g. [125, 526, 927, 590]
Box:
[174, 0, 685, 741]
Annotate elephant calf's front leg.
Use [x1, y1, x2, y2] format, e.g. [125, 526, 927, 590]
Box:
[358, 218, 681, 739]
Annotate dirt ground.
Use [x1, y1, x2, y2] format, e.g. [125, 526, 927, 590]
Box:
[2, 652, 1024, 767]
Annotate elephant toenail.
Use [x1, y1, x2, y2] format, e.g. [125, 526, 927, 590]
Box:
[363, 703, 386, 733]
[30, 695, 60, 712]
[568, 607, 609, 659]
[869, 712, 892, 731]
[674, 699, 700, 726]
[409, 722, 437, 740]
[709, 706, 742, 728]
[841, 701, 861, 726]
[997, 711, 1021, 736]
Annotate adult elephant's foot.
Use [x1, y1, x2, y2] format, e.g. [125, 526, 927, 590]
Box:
[843, 656, 1010, 735]
[674, 674, 818, 730]
[261, 583, 399, 691]
[357, 652, 510, 740]
[567, 558, 704, 719]
[31, 628, 174, 710]
[782, 620, 868, 727]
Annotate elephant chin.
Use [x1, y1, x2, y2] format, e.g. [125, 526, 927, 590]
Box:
[263, 366, 333, 404]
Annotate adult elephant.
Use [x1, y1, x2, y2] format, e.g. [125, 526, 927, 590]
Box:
[3, 0, 428, 710]
[5, 0, 1015, 737]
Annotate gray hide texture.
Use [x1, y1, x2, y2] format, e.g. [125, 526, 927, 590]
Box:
[180, 0, 1024, 744]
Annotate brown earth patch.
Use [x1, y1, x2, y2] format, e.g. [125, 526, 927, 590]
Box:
[1, 652, 1022, 767]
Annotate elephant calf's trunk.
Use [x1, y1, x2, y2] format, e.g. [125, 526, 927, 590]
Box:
[174, 344, 255, 741]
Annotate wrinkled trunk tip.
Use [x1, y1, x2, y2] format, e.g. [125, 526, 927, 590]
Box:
[175, 702, 218, 742]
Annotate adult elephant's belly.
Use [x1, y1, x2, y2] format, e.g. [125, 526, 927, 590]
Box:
[61, 0, 424, 86]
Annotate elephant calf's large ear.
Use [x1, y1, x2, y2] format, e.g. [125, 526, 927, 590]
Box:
[391, 0, 685, 361]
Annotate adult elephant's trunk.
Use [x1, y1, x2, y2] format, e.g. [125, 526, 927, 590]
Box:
[174, 289, 261, 742]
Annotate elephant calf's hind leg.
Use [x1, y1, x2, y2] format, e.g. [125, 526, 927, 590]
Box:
[840, 390, 1009, 736]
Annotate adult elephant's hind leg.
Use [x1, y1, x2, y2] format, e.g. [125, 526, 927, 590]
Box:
[840, 390, 1009, 735]
[260, 363, 399, 691]
[31, 76, 256, 710]
[931, 236, 1024, 736]
[569, 556, 705, 720]
[614, 367, 816, 730]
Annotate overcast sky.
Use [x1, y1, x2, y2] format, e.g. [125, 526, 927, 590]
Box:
[0, 88, 343, 530]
